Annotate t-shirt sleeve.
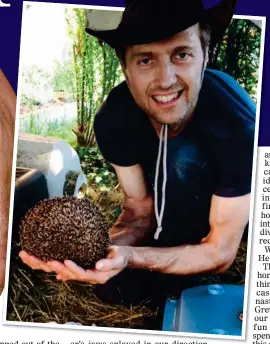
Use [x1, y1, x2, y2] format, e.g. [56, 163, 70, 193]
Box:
[213, 124, 255, 197]
[203, 70, 256, 198]
[94, 82, 140, 167]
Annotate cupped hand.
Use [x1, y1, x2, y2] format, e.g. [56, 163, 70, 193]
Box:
[19, 250, 54, 273]
[47, 246, 131, 284]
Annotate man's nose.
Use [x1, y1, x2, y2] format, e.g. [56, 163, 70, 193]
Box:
[157, 61, 177, 89]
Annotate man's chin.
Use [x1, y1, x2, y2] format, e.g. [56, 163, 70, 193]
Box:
[151, 114, 183, 126]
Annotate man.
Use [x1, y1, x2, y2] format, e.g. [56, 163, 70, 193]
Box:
[20, 0, 255, 302]
[0, 69, 15, 293]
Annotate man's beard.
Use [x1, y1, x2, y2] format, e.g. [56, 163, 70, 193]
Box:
[169, 121, 183, 132]
[144, 93, 197, 133]
[149, 110, 186, 130]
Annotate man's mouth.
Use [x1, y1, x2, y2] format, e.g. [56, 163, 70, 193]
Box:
[152, 90, 183, 105]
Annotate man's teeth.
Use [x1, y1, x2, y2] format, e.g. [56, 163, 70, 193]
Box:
[153, 92, 180, 103]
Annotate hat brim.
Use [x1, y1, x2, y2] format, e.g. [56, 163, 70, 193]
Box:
[205, 0, 237, 46]
[85, 0, 237, 49]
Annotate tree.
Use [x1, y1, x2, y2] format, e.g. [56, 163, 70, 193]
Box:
[209, 19, 261, 101]
[65, 8, 123, 146]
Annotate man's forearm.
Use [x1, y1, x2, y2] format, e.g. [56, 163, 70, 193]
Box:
[110, 195, 156, 246]
[126, 242, 232, 275]
[110, 217, 154, 246]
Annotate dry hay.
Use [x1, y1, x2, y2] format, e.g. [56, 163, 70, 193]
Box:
[7, 263, 158, 329]
[7, 238, 247, 330]
[81, 184, 124, 225]
[63, 171, 81, 197]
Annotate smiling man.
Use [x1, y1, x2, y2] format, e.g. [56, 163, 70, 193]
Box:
[20, 0, 256, 304]
[123, 28, 206, 133]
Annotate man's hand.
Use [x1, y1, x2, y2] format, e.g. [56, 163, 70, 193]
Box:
[19, 246, 131, 284]
[51, 246, 130, 283]
[19, 251, 54, 272]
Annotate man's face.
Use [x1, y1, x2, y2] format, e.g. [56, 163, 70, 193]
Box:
[123, 24, 207, 131]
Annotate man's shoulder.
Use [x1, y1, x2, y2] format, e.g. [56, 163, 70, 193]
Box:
[203, 68, 242, 88]
[93, 80, 146, 161]
[198, 70, 256, 197]
[201, 69, 256, 116]
[94, 81, 140, 129]
[197, 69, 256, 133]
[93, 81, 143, 166]
[104, 80, 132, 107]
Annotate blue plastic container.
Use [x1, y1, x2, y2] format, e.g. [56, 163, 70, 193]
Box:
[162, 284, 244, 336]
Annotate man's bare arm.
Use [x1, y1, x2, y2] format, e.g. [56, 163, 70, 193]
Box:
[124, 194, 250, 274]
[0, 70, 15, 291]
[39, 193, 250, 283]
[109, 163, 156, 246]
[50, 193, 250, 284]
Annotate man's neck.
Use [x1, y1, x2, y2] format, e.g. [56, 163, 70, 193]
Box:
[149, 113, 194, 139]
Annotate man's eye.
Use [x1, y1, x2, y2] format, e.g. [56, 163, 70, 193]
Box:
[175, 52, 189, 60]
[139, 58, 151, 65]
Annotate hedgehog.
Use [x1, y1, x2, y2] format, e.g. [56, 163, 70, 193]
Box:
[20, 197, 111, 268]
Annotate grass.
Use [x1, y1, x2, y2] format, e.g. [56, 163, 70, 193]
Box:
[7, 266, 157, 329]
[20, 111, 77, 147]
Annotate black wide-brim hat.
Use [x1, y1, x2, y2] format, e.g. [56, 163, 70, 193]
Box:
[86, 0, 237, 49]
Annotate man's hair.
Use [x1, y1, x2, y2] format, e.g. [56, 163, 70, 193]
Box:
[115, 22, 211, 66]
[198, 22, 211, 55]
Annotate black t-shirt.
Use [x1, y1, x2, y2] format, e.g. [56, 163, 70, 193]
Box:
[94, 68, 256, 198]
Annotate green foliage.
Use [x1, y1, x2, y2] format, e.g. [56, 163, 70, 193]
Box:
[65, 8, 124, 147]
[51, 59, 76, 101]
[209, 19, 261, 101]
[21, 95, 42, 107]
[75, 146, 118, 188]
[20, 113, 77, 147]
[21, 65, 53, 106]
[22, 65, 52, 91]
